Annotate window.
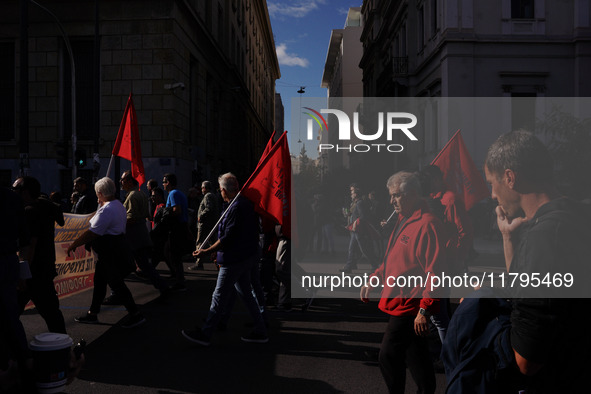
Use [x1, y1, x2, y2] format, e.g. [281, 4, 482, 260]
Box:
[0, 42, 15, 141]
[63, 40, 95, 140]
[512, 0, 534, 19]
[218, 4, 224, 43]
[418, 6, 425, 49]
[431, 0, 438, 37]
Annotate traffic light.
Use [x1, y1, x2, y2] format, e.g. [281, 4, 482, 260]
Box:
[75, 149, 87, 168]
[55, 140, 69, 167]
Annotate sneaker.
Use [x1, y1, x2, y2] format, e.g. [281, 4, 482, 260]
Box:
[102, 295, 124, 305]
[187, 264, 204, 271]
[120, 313, 146, 329]
[241, 331, 269, 344]
[170, 283, 188, 292]
[75, 313, 98, 324]
[181, 329, 210, 346]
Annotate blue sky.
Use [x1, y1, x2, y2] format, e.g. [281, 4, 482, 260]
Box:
[268, 0, 362, 157]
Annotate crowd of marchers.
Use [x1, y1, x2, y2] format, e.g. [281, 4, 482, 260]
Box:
[2, 130, 590, 393]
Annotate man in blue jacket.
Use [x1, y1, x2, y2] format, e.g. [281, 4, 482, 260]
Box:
[182, 173, 267, 346]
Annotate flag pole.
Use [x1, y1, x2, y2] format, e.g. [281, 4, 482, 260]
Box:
[195, 191, 241, 252]
[431, 129, 461, 165]
[196, 131, 289, 252]
[105, 154, 115, 179]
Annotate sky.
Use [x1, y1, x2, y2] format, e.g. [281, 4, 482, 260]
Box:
[268, 0, 362, 157]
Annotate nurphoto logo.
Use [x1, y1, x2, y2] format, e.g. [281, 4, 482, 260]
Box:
[304, 108, 418, 153]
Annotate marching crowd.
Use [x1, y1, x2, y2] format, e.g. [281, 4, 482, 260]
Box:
[1, 130, 590, 393]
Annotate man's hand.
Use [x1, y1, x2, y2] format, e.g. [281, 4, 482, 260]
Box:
[360, 285, 371, 303]
[495, 206, 527, 237]
[414, 313, 429, 337]
[66, 245, 77, 257]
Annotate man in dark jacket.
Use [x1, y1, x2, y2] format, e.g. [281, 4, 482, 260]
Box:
[13, 176, 66, 334]
[484, 130, 591, 392]
[182, 173, 267, 346]
[72, 177, 97, 214]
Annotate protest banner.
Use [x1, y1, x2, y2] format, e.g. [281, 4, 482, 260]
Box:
[53, 212, 97, 299]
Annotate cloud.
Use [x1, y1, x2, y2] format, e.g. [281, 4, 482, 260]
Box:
[268, 1, 319, 19]
[276, 43, 309, 67]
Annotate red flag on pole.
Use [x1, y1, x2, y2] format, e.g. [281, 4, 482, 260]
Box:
[112, 93, 145, 185]
[258, 130, 276, 166]
[431, 130, 489, 210]
[242, 131, 291, 237]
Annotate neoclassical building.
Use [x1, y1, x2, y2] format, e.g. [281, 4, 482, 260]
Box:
[359, 0, 591, 168]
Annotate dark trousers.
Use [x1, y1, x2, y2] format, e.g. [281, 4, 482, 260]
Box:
[89, 259, 137, 315]
[18, 276, 66, 334]
[134, 247, 167, 290]
[379, 315, 435, 394]
[0, 254, 29, 362]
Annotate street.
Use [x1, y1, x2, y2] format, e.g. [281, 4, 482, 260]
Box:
[21, 237, 503, 393]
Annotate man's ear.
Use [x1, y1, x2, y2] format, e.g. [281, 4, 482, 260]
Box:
[504, 169, 516, 189]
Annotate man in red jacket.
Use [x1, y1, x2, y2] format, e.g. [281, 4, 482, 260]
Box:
[361, 171, 446, 394]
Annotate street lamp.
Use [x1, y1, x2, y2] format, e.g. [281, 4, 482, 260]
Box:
[297, 86, 305, 143]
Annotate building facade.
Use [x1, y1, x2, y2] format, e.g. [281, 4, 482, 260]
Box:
[320, 7, 363, 177]
[359, 0, 591, 168]
[0, 0, 279, 193]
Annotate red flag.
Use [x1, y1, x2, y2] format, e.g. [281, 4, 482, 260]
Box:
[242, 131, 291, 238]
[432, 130, 489, 210]
[258, 130, 276, 166]
[112, 93, 145, 185]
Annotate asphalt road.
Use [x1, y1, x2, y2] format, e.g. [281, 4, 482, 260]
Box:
[20, 257, 457, 394]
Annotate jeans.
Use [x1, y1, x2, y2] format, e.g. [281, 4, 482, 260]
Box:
[430, 298, 450, 343]
[201, 254, 266, 339]
[275, 238, 291, 307]
[345, 232, 378, 269]
[379, 315, 435, 394]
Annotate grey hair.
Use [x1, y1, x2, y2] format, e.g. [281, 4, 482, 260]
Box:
[218, 172, 239, 193]
[201, 180, 213, 192]
[386, 171, 422, 195]
[94, 177, 116, 198]
[485, 129, 553, 183]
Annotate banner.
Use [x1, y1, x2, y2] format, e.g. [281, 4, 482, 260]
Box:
[242, 131, 292, 237]
[53, 213, 97, 299]
[112, 93, 146, 185]
[432, 130, 490, 210]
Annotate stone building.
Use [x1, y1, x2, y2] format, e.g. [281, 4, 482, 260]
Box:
[0, 0, 279, 193]
[320, 7, 363, 177]
[359, 0, 591, 168]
